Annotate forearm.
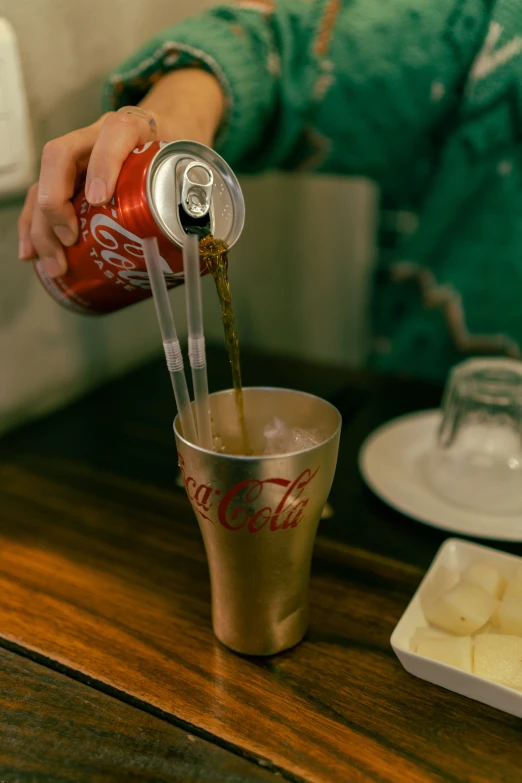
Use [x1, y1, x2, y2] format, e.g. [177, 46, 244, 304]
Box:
[104, 0, 491, 179]
[102, 1, 313, 170]
[139, 68, 225, 146]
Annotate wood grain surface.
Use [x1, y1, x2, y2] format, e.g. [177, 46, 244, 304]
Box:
[0, 647, 278, 783]
[1, 345, 522, 783]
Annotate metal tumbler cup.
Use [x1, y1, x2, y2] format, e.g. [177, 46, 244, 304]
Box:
[175, 387, 341, 656]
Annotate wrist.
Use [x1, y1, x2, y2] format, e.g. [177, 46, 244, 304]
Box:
[140, 68, 225, 146]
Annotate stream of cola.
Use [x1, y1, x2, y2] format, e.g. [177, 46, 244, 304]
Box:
[199, 235, 250, 454]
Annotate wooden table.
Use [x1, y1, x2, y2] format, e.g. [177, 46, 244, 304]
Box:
[1, 345, 521, 783]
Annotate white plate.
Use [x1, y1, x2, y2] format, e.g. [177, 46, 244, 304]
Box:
[391, 538, 522, 718]
[359, 410, 522, 541]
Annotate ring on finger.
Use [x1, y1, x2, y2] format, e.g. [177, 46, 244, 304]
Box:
[117, 106, 157, 140]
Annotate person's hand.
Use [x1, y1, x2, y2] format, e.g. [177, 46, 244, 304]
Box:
[18, 69, 225, 278]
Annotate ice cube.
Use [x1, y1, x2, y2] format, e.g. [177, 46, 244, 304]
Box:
[212, 433, 227, 453]
[262, 419, 325, 455]
[263, 417, 292, 455]
[290, 427, 324, 451]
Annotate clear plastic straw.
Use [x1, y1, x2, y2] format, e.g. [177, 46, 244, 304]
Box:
[142, 238, 197, 445]
[183, 234, 213, 450]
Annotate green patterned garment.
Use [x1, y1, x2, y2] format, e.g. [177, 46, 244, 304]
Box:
[103, 0, 522, 380]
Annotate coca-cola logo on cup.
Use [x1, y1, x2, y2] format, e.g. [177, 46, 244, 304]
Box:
[178, 454, 320, 533]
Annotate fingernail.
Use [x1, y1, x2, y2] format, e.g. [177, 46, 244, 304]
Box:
[39, 256, 66, 279]
[86, 177, 107, 204]
[18, 238, 33, 259]
[54, 225, 76, 246]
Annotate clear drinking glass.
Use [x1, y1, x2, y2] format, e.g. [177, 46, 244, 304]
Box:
[426, 358, 522, 515]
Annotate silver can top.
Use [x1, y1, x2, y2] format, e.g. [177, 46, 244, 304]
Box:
[147, 140, 245, 249]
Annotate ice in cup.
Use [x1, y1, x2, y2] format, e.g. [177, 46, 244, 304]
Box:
[175, 387, 341, 655]
[426, 358, 522, 515]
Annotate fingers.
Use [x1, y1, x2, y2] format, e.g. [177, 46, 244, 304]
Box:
[37, 119, 104, 246]
[18, 183, 38, 260]
[18, 117, 105, 274]
[18, 110, 154, 278]
[30, 195, 67, 278]
[85, 111, 156, 205]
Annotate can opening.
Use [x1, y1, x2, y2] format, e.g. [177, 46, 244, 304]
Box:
[178, 205, 211, 240]
[147, 141, 244, 250]
[179, 161, 214, 240]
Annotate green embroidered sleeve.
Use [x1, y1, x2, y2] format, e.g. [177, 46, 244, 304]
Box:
[103, 1, 522, 380]
[103, 0, 489, 184]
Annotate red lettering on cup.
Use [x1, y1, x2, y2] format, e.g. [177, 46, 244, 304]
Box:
[194, 484, 213, 512]
[269, 468, 319, 530]
[177, 454, 320, 533]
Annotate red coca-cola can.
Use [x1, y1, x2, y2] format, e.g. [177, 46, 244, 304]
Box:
[34, 140, 245, 314]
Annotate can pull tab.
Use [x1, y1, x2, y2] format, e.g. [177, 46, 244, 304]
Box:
[181, 161, 214, 219]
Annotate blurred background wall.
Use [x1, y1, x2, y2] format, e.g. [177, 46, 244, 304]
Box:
[0, 0, 378, 437]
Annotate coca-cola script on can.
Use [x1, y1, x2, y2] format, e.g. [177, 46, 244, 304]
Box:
[34, 140, 245, 315]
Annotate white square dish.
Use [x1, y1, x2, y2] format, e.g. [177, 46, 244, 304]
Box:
[391, 537, 522, 718]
